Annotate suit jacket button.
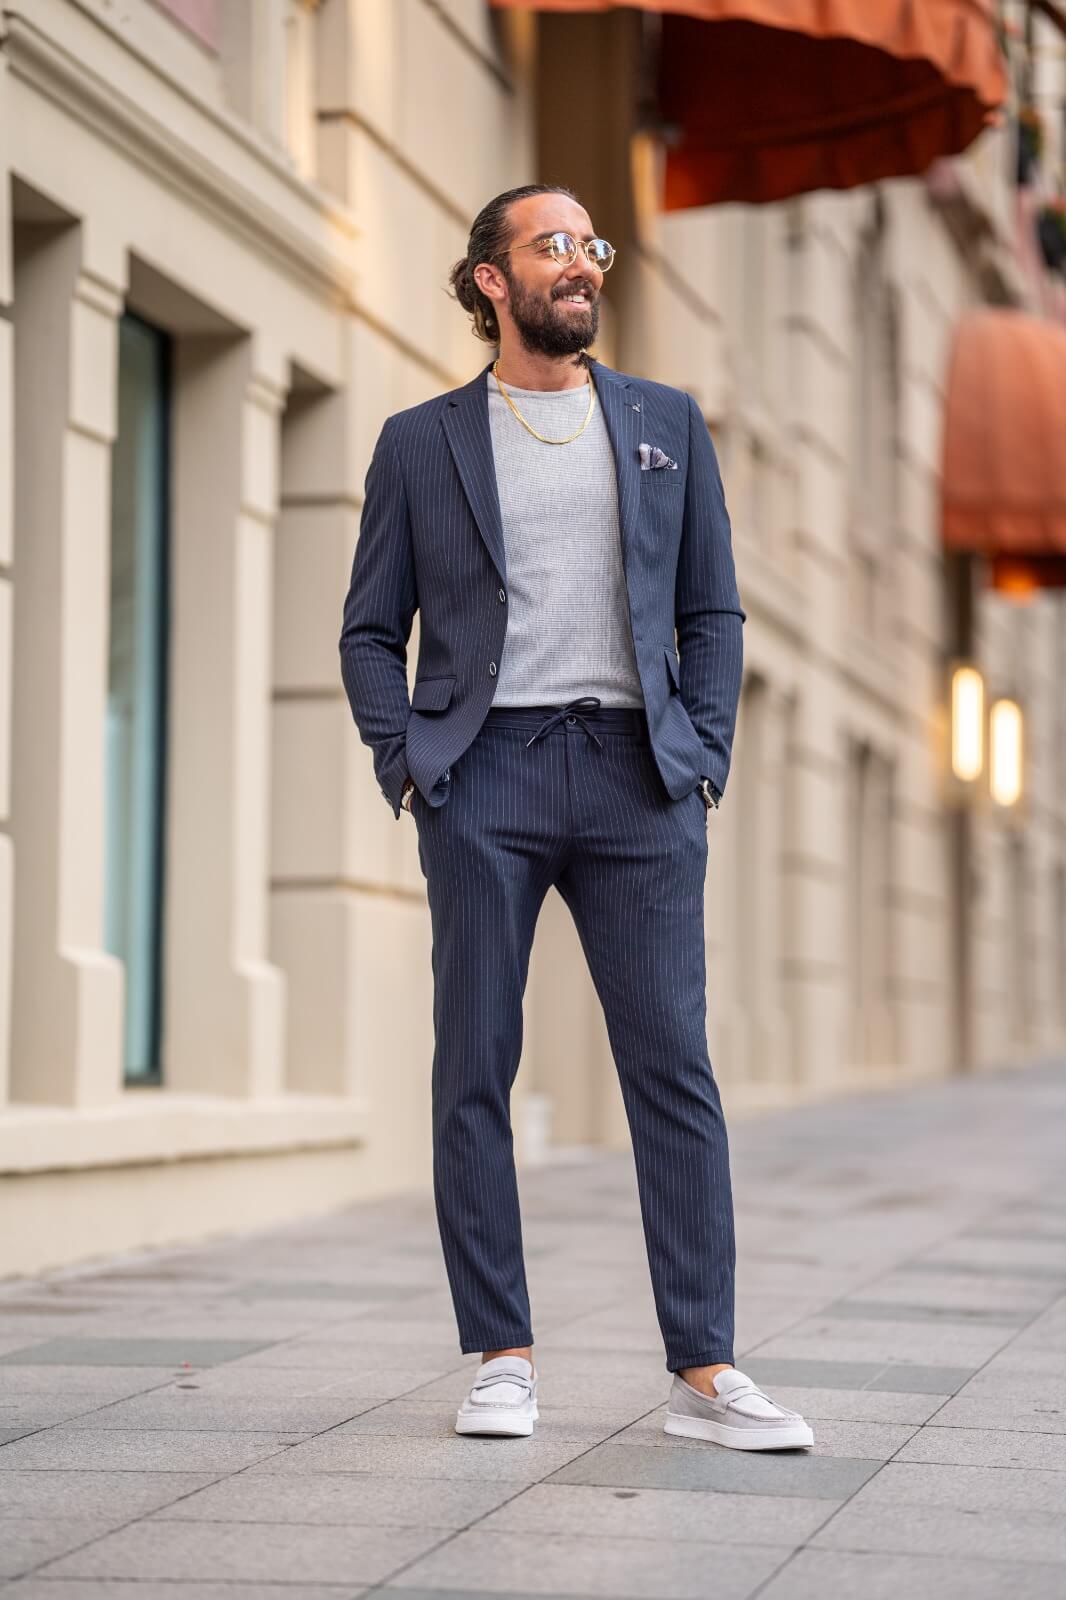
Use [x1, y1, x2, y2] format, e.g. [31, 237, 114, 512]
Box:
[488, 661, 497, 675]
[498, 588, 507, 602]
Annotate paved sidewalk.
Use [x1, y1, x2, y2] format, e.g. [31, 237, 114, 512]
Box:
[1, 1060, 1065, 1599]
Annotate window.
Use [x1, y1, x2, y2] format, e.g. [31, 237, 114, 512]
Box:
[848, 201, 900, 640]
[105, 314, 171, 1085]
[846, 739, 896, 1068]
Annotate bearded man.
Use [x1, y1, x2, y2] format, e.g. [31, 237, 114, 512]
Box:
[339, 183, 813, 1453]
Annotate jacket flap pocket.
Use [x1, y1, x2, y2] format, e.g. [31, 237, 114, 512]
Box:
[663, 644, 680, 690]
[411, 675, 456, 712]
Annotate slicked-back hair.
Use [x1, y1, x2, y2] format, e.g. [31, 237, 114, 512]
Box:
[448, 184, 581, 345]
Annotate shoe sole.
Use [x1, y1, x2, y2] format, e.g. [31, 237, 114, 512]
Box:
[455, 1403, 538, 1437]
[664, 1411, 813, 1450]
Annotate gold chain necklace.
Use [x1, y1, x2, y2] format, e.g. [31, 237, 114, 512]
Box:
[492, 358, 596, 445]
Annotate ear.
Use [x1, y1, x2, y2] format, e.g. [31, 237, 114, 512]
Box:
[473, 261, 508, 304]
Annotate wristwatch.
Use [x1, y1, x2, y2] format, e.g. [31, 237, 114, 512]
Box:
[401, 777, 416, 812]
[699, 776, 721, 811]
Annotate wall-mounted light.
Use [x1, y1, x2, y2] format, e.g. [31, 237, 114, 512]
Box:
[950, 663, 985, 784]
[989, 698, 1024, 808]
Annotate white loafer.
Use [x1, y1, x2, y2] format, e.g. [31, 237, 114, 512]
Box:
[455, 1355, 538, 1437]
[664, 1366, 814, 1451]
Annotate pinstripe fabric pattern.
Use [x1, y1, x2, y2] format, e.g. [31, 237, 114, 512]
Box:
[338, 357, 745, 820]
[338, 355, 744, 1371]
[413, 701, 736, 1371]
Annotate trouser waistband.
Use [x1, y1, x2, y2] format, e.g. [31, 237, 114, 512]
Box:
[483, 695, 648, 745]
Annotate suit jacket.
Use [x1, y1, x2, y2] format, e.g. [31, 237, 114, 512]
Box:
[339, 355, 745, 820]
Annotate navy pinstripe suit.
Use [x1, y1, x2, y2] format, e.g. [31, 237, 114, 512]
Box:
[340, 356, 745, 1371]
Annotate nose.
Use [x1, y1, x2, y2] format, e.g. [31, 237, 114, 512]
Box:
[560, 263, 599, 294]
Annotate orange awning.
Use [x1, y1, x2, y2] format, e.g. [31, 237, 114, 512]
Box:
[491, 0, 1006, 207]
[942, 310, 1066, 592]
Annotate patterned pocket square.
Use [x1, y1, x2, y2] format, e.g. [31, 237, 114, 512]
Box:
[638, 441, 678, 471]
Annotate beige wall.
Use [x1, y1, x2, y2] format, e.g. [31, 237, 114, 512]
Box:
[0, 0, 1062, 1276]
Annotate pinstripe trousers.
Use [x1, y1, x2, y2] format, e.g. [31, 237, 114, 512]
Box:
[411, 695, 736, 1373]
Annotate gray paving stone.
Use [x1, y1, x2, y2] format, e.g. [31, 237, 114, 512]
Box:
[999, 1203, 1066, 1227]
[382, 1529, 792, 1598]
[0, 1339, 270, 1368]
[286, 1319, 471, 1350]
[1012, 1302, 1066, 1352]
[980, 1347, 1065, 1378]
[931, 1238, 1066, 1271]
[747, 1328, 1013, 1364]
[182, 1364, 449, 1402]
[955, 1369, 1066, 1402]
[926, 1393, 1066, 1432]
[39, 1520, 444, 1585]
[535, 1322, 667, 1355]
[897, 1426, 1066, 1469]
[741, 1358, 976, 1393]
[0, 1394, 145, 1429]
[232, 1340, 462, 1372]
[817, 1299, 1032, 1325]
[0, 1336, 45, 1358]
[0, 1366, 183, 1396]
[855, 1460, 1066, 1514]
[227, 1281, 425, 1303]
[107, 1316, 344, 1340]
[473, 1481, 833, 1544]
[0, 1516, 127, 1579]
[0, 1469, 220, 1519]
[5, 1581, 368, 1598]
[906, 1258, 1066, 1283]
[736, 1262, 861, 1297]
[841, 1270, 1057, 1312]
[155, 1471, 520, 1528]
[810, 1497, 1066, 1563]
[64, 1392, 379, 1433]
[246, 1432, 598, 1483]
[20, 1275, 235, 1301]
[0, 1428, 302, 1473]
[377, 1592, 647, 1600]
[546, 1440, 883, 1498]
[962, 1226, 1066, 1244]
[748, 1386, 948, 1424]
[755, 1548, 1066, 1600]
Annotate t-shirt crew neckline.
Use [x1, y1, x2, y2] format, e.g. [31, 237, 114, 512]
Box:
[487, 372, 594, 400]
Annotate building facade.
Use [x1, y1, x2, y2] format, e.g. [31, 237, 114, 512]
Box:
[1, 0, 1063, 1276]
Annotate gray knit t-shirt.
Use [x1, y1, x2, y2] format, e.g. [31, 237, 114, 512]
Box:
[486, 370, 644, 707]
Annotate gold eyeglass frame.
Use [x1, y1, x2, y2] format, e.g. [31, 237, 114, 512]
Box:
[503, 231, 616, 272]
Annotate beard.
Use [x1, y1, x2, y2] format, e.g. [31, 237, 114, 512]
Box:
[504, 270, 600, 361]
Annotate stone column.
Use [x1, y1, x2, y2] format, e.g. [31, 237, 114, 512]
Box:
[751, 684, 794, 1087]
[164, 333, 287, 1097]
[0, 56, 12, 1108]
[9, 221, 124, 1107]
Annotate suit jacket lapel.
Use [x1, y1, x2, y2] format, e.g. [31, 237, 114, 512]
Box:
[592, 361, 642, 580]
[441, 361, 507, 584]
